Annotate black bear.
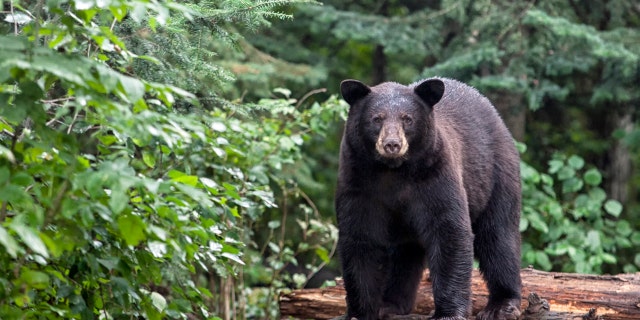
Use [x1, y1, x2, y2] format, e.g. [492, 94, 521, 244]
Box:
[336, 78, 522, 320]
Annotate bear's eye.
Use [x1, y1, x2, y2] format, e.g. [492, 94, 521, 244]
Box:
[372, 115, 383, 124]
[402, 115, 413, 125]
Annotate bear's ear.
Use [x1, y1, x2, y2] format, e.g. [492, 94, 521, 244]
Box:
[340, 80, 371, 105]
[414, 79, 445, 107]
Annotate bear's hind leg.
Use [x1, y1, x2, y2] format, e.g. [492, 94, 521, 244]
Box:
[473, 184, 522, 320]
[379, 242, 426, 318]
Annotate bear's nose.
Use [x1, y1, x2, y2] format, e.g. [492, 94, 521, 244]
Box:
[384, 139, 402, 154]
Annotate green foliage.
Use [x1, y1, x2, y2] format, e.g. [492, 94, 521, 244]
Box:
[0, 0, 339, 319]
[124, 0, 325, 104]
[520, 147, 640, 273]
[2, 2, 640, 319]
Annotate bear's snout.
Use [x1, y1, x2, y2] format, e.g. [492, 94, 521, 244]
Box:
[384, 139, 402, 154]
[375, 123, 408, 158]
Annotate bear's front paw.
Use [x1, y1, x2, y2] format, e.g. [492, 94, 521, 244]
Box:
[476, 299, 521, 320]
[378, 301, 414, 319]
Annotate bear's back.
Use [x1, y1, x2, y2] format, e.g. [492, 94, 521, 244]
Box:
[422, 78, 506, 139]
[419, 78, 519, 217]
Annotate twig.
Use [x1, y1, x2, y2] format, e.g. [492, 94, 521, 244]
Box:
[296, 88, 327, 109]
[66, 109, 80, 134]
[298, 189, 321, 219]
[10, 1, 17, 35]
[42, 97, 75, 104]
[110, 17, 117, 31]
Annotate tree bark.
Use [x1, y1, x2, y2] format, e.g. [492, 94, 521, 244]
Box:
[606, 107, 633, 205]
[372, 45, 387, 85]
[279, 268, 640, 320]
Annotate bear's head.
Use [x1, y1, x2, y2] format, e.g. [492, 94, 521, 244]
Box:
[340, 79, 445, 168]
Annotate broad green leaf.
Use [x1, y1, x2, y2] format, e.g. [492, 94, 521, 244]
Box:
[535, 251, 552, 271]
[148, 241, 167, 258]
[0, 225, 19, 258]
[200, 177, 218, 190]
[11, 172, 34, 186]
[547, 202, 563, 219]
[142, 151, 156, 168]
[548, 159, 563, 174]
[76, 8, 98, 23]
[118, 75, 145, 103]
[97, 257, 119, 271]
[109, 188, 128, 214]
[28, 54, 89, 85]
[519, 217, 528, 232]
[13, 294, 30, 307]
[556, 166, 575, 181]
[315, 247, 330, 263]
[604, 199, 623, 217]
[19, 269, 50, 289]
[4, 12, 32, 24]
[0, 145, 15, 163]
[221, 252, 245, 265]
[631, 232, 640, 245]
[117, 214, 146, 246]
[11, 224, 49, 258]
[588, 187, 607, 202]
[586, 230, 601, 251]
[168, 169, 198, 186]
[39, 232, 61, 258]
[150, 291, 167, 311]
[267, 242, 280, 254]
[616, 236, 631, 248]
[267, 220, 281, 229]
[583, 168, 602, 186]
[567, 155, 585, 169]
[527, 212, 549, 233]
[75, 0, 94, 10]
[616, 220, 632, 237]
[110, 5, 128, 21]
[548, 243, 571, 256]
[0, 104, 27, 123]
[211, 122, 226, 132]
[520, 163, 539, 183]
[279, 136, 295, 150]
[0, 166, 9, 183]
[148, 225, 168, 241]
[222, 182, 240, 200]
[562, 177, 583, 193]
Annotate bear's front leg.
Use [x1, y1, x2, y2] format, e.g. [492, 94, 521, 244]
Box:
[339, 234, 388, 320]
[379, 242, 426, 318]
[425, 215, 474, 320]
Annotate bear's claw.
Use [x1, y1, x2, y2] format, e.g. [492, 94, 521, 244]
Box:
[476, 300, 521, 320]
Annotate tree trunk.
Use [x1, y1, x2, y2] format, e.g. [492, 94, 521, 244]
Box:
[279, 268, 640, 320]
[606, 107, 633, 205]
[372, 45, 387, 85]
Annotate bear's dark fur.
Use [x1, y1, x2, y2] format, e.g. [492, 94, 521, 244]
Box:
[336, 78, 522, 320]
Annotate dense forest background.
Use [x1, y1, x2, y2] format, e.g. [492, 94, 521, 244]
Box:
[0, 0, 638, 319]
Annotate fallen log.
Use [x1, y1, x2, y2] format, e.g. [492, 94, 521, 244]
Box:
[279, 268, 640, 319]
